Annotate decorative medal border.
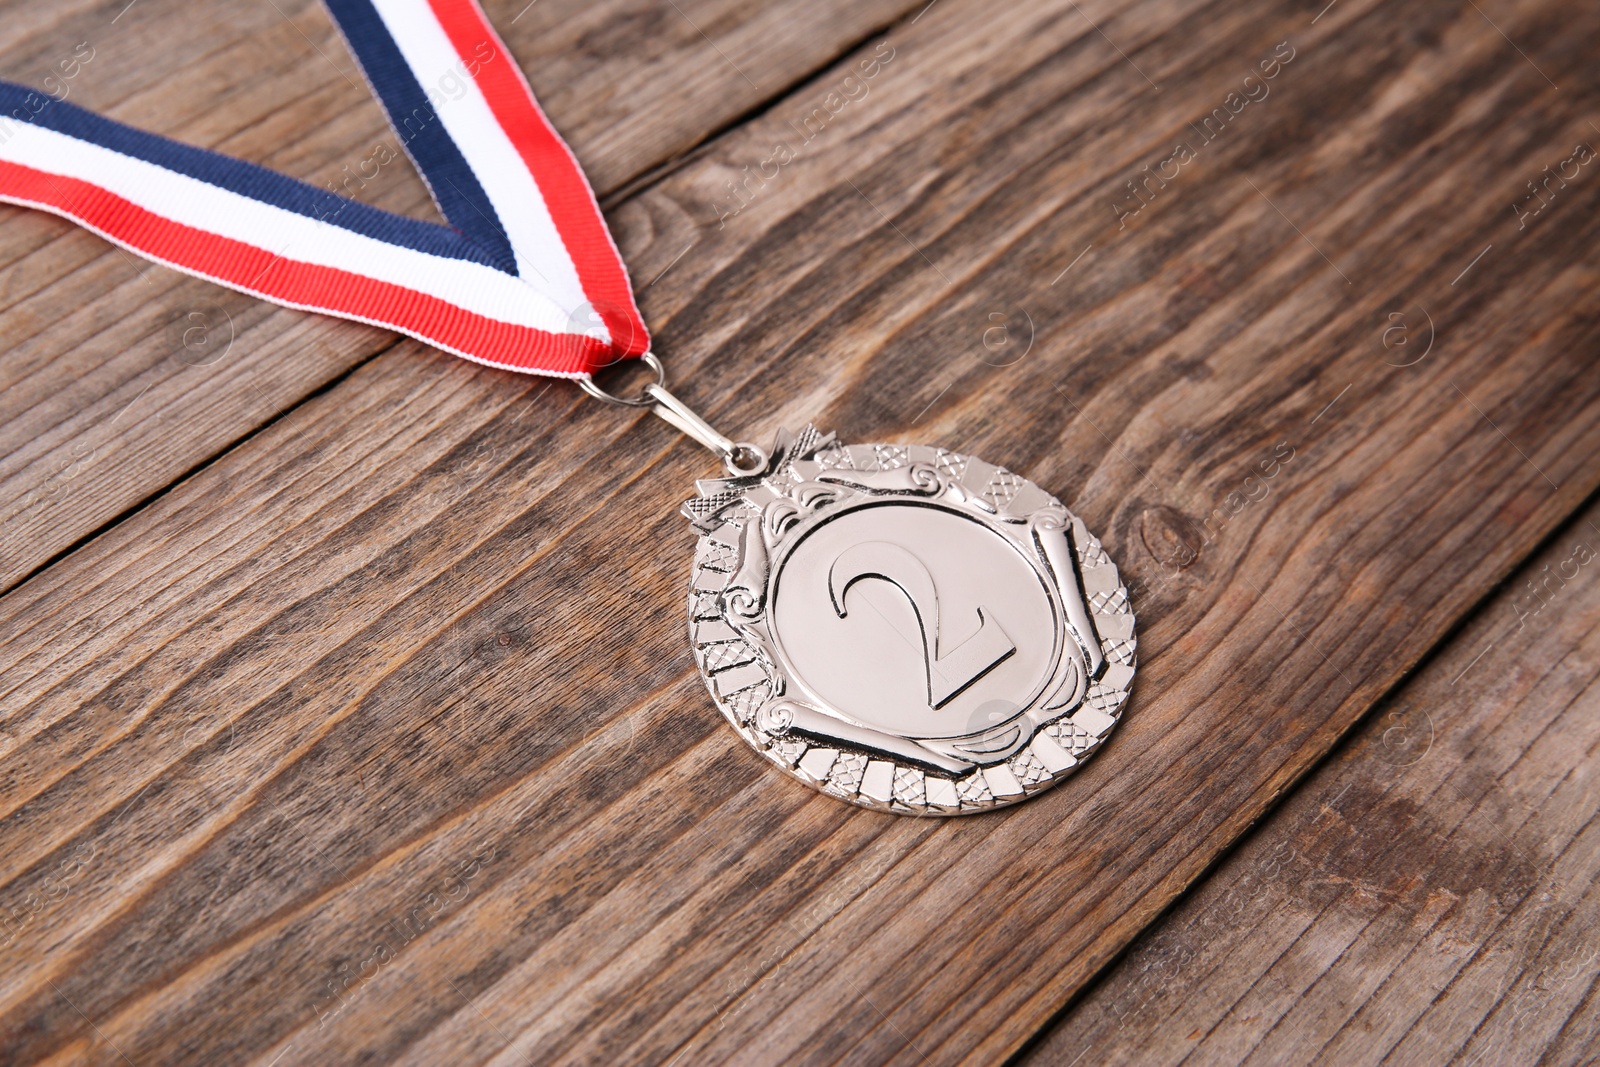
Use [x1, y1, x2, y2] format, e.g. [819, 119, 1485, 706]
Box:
[684, 428, 1137, 815]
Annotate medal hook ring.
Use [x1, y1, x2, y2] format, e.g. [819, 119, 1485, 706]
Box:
[579, 352, 767, 477]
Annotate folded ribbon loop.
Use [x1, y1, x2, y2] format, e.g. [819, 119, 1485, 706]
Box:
[0, 0, 648, 377]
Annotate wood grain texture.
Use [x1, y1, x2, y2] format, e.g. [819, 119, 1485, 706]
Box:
[0, 0, 920, 592]
[1, 0, 1598, 1064]
[1020, 497, 1600, 1066]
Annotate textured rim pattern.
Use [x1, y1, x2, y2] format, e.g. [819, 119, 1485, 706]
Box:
[685, 436, 1136, 815]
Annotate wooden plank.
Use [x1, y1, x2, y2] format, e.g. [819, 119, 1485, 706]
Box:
[1, 0, 1599, 1064]
[0, 0, 922, 592]
[1019, 497, 1600, 1066]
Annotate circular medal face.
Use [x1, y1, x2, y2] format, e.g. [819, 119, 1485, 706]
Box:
[682, 427, 1136, 815]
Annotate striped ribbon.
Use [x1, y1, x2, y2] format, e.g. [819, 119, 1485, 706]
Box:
[0, 0, 649, 377]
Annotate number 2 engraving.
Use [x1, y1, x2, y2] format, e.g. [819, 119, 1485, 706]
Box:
[828, 541, 1016, 708]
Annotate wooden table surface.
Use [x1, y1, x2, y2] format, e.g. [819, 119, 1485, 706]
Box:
[1, 0, 1596, 1064]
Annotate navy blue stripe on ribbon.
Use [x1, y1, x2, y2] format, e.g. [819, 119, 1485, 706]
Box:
[0, 81, 512, 272]
[324, 0, 519, 276]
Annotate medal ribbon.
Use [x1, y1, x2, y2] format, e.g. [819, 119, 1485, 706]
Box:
[0, 0, 648, 377]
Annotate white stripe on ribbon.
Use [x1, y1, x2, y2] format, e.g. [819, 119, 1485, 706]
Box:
[372, 0, 593, 323]
[1, 121, 577, 335]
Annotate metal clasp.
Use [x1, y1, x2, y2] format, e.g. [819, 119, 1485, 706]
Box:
[579, 353, 767, 476]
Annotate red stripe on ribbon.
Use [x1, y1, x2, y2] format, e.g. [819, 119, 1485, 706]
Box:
[0, 159, 611, 375]
[430, 0, 650, 365]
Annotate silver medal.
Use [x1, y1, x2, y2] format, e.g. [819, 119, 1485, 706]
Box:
[580, 357, 1135, 815]
[683, 427, 1136, 815]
